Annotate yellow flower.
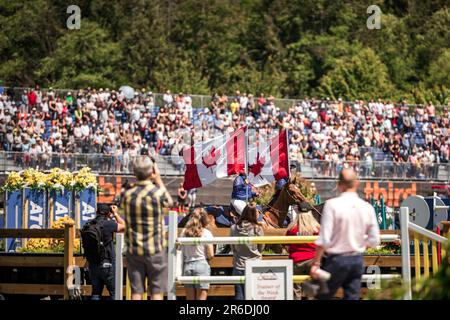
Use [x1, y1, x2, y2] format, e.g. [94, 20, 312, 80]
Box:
[4, 171, 24, 190]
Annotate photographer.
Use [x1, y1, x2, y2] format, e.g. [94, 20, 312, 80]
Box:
[82, 203, 125, 300]
[121, 156, 174, 300]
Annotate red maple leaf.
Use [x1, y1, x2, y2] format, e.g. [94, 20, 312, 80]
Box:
[249, 152, 265, 177]
[202, 146, 221, 169]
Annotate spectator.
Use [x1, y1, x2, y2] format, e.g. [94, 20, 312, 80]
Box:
[84, 203, 125, 300]
[121, 156, 174, 300]
[177, 182, 188, 212]
[285, 202, 320, 299]
[0, 87, 448, 181]
[230, 203, 264, 300]
[181, 208, 215, 300]
[310, 168, 380, 300]
[187, 188, 197, 209]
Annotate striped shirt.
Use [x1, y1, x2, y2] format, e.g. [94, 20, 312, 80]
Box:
[121, 180, 173, 256]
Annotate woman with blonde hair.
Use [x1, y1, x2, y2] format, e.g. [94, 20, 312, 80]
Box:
[181, 208, 214, 300]
[286, 202, 321, 299]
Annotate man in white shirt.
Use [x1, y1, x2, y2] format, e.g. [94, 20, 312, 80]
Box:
[311, 168, 380, 300]
[163, 90, 173, 107]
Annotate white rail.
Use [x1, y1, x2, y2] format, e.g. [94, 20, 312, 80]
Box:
[408, 223, 448, 243]
[399, 207, 412, 300]
[114, 233, 124, 300]
[176, 274, 401, 285]
[176, 234, 399, 246]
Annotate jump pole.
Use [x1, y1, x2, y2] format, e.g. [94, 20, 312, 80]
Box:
[168, 210, 178, 300]
[114, 233, 124, 300]
[400, 206, 412, 300]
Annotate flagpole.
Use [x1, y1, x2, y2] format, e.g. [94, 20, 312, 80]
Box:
[286, 129, 291, 179]
[245, 126, 249, 205]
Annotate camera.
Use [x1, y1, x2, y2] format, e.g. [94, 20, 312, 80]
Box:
[302, 268, 331, 298]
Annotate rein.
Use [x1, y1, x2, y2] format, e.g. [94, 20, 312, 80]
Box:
[263, 187, 323, 217]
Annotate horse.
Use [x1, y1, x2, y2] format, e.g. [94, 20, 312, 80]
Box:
[259, 176, 323, 229]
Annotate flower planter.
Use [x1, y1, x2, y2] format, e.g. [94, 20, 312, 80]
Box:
[47, 189, 74, 226]
[22, 188, 47, 230]
[74, 188, 97, 229]
[3, 190, 23, 252]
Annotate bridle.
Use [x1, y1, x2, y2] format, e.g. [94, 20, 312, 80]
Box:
[263, 184, 323, 217]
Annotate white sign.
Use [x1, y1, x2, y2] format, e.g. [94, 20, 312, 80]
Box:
[245, 260, 293, 300]
[29, 201, 44, 229]
[81, 201, 96, 222]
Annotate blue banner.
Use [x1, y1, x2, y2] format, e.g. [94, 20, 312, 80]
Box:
[23, 188, 47, 229]
[4, 190, 23, 252]
[48, 189, 74, 226]
[75, 189, 97, 228]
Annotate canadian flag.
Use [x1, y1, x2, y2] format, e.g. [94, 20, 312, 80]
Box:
[247, 130, 289, 187]
[183, 126, 247, 190]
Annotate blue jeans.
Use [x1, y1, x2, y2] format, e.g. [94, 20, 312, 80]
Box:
[317, 254, 364, 300]
[233, 268, 245, 300]
[88, 263, 116, 300]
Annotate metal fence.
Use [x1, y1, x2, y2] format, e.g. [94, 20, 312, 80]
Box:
[298, 159, 450, 181]
[0, 151, 449, 181]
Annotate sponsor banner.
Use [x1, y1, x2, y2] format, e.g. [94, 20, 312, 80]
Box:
[48, 189, 74, 226]
[23, 188, 47, 230]
[75, 189, 97, 229]
[3, 190, 23, 251]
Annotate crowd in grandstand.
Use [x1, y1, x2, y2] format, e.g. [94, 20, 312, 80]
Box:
[0, 85, 449, 179]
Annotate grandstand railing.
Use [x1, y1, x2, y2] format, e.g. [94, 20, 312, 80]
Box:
[0, 151, 449, 181]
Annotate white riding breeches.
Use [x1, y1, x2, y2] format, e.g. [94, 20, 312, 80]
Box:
[230, 199, 247, 215]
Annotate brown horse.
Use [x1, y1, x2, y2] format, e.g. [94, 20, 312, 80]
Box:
[260, 176, 323, 229]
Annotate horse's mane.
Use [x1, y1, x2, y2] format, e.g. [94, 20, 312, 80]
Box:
[265, 187, 283, 209]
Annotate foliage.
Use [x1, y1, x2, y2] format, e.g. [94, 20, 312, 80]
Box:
[2, 171, 24, 192]
[365, 278, 406, 300]
[317, 48, 394, 100]
[22, 168, 48, 190]
[37, 21, 124, 88]
[255, 184, 275, 206]
[0, 1, 448, 104]
[17, 216, 81, 253]
[367, 240, 450, 300]
[46, 168, 74, 191]
[255, 173, 316, 206]
[414, 239, 450, 299]
[366, 241, 401, 255]
[72, 167, 99, 192]
[2, 168, 98, 192]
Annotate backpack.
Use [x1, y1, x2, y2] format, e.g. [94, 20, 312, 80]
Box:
[81, 217, 106, 265]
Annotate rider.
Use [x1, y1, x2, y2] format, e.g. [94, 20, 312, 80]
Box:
[231, 170, 259, 215]
[271, 166, 297, 225]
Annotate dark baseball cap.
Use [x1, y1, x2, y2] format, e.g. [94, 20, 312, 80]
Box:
[97, 203, 111, 215]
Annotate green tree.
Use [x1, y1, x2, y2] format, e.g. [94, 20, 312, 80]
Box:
[0, 0, 62, 85]
[426, 49, 450, 104]
[37, 21, 124, 88]
[317, 48, 394, 100]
